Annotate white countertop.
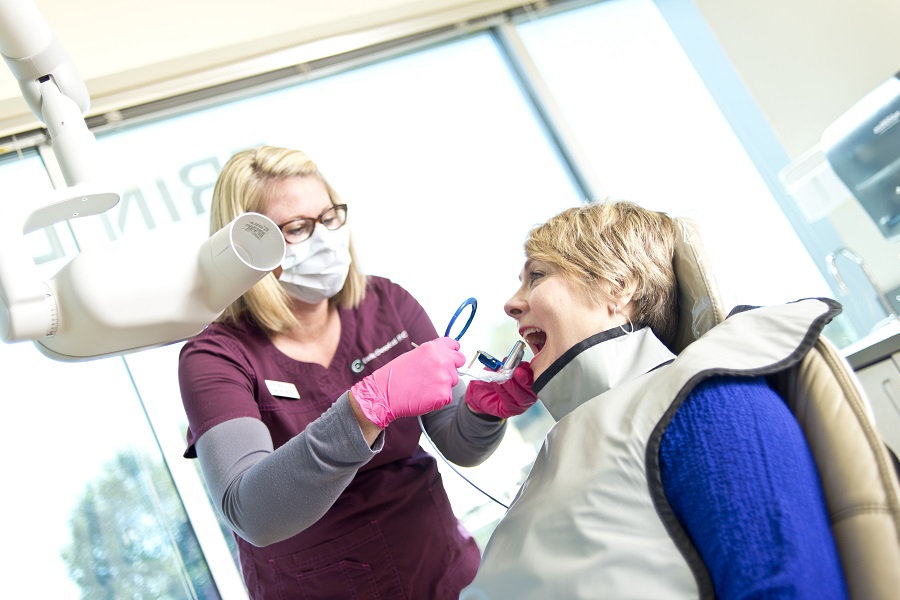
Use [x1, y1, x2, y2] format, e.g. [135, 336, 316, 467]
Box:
[841, 320, 900, 370]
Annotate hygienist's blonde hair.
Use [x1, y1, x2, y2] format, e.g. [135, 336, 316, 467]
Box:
[525, 200, 678, 347]
[210, 145, 366, 334]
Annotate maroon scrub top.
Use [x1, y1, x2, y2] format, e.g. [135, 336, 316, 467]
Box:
[180, 276, 480, 599]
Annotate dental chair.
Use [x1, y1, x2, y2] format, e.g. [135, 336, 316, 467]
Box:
[670, 217, 900, 599]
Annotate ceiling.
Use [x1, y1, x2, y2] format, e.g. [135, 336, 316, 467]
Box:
[0, 0, 529, 135]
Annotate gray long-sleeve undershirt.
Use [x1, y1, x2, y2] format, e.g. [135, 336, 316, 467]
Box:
[195, 382, 506, 547]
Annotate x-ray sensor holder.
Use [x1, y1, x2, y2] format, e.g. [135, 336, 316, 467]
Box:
[441, 297, 526, 380]
[469, 340, 526, 372]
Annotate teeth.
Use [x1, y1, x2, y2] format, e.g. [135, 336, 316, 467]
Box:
[521, 327, 543, 340]
[520, 328, 546, 353]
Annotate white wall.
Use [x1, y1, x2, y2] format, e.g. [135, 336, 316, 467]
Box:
[694, 0, 900, 159]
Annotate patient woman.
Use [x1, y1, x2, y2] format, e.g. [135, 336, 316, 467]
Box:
[460, 200, 847, 599]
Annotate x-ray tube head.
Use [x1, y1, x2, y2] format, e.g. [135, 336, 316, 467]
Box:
[34, 213, 285, 361]
[200, 213, 286, 310]
[0, 1, 290, 362]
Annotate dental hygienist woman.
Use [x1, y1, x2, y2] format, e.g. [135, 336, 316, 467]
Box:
[177, 145, 525, 599]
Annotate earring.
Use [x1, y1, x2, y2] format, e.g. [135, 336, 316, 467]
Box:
[613, 306, 634, 335]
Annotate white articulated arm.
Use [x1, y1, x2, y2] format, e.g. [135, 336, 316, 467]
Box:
[0, 0, 97, 185]
[0, 0, 286, 360]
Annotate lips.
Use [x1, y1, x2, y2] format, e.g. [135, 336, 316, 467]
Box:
[520, 327, 546, 355]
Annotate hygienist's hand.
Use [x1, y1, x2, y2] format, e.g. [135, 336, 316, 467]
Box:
[350, 337, 465, 429]
[465, 361, 537, 419]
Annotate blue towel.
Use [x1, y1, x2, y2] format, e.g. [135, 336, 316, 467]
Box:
[660, 376, 847, 599]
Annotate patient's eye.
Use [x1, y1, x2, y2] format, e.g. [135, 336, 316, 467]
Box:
[527, 270, 545, 286]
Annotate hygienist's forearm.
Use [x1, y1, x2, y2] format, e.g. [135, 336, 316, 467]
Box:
[195, 393, 382, 547]
[423, 381, 506, 467]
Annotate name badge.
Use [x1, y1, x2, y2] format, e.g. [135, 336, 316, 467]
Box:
[265, 380, 301, 400]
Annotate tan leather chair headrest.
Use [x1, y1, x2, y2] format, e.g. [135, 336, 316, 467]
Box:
[670, 217, 728, 354]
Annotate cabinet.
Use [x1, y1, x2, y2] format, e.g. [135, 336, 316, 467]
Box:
[856, 352, 900, 456]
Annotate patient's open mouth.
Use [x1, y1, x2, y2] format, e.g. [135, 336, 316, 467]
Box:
[521, 327, 546, 355]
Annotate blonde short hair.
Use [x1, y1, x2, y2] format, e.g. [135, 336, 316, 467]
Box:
[210, 145, 366, 334]
[525, 200, 678, 347]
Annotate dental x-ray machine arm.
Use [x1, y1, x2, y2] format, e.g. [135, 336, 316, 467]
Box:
[0, 0, 285, 361]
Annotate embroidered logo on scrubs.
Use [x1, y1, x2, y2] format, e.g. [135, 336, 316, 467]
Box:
[265, 380, 301, 399]
[350, 330, 409, 373]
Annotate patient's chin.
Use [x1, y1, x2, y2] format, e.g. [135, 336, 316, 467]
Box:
[530, 353, 547, 380]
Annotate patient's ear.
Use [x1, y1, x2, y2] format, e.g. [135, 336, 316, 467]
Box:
[607, 284, 636, 316]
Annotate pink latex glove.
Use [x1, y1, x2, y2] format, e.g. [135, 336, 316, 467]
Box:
[350, 337, 465, 429]
[464, 361, 537, 419]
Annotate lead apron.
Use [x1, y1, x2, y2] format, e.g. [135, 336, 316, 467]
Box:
[461, 298, 839, 600]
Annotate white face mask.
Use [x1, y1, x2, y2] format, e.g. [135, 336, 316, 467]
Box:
[278, 225, 352, 304]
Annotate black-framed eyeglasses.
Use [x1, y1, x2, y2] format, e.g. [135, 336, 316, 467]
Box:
[278, 204, 348, 244]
